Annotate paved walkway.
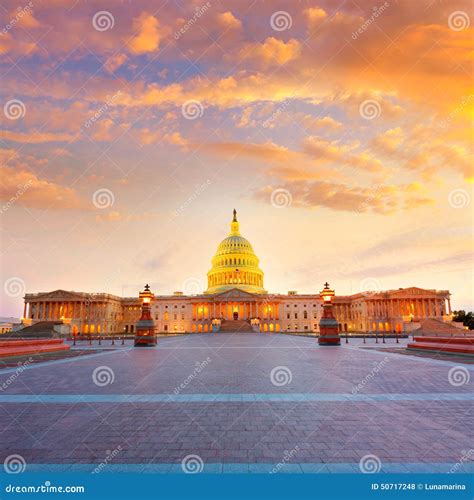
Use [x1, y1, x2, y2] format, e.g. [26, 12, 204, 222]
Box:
[0, 333, 472, 473]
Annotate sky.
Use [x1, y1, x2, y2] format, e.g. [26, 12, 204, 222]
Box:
[0, 0, 473, 317]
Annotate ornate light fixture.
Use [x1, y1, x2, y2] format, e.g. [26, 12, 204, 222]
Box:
[318, 282, 340, 346]
[134, 284, 157, 347]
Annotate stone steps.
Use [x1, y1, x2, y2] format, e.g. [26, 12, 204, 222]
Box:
[4, 321, 62, 338]
[219, 320, 253, 333]
[407, 336, 474, 357]
[413, 336, 474, 344]
[415, 318, 467, 337]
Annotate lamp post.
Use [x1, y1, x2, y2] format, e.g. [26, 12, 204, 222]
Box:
[134, 284, 157, 347]
[318, 282, 341, 346]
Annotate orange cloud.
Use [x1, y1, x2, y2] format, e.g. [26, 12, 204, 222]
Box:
[127, 13, 161, 54]
[303, 136, 384, 173]
[254, 180, 433, 215]
[302, 115, 343, 134]
[238, 37, 301, 67]
[304, 7, 328, 30]
[217, 12, 242, 31]
[105, 53, 128, 72]
[0, 32, 37, 56]
[0, 130, 77, 143]
[0, 166, 86, 211]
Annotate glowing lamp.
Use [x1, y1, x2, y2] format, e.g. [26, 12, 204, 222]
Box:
[321, 282, 335, 303]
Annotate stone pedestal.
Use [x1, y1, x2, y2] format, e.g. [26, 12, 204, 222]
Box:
[318, 314, 341, 345]
[135, 319, 157, 346]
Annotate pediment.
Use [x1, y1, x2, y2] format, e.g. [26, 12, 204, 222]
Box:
[34, 289, 86, 300]
[390, 287, 432, 296]
[209, 288, 261, 300]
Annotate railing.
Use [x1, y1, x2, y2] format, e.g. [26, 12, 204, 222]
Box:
[70, 335, 133, 346]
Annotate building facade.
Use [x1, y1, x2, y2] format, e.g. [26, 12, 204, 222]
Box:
[22, 211, 453, 335]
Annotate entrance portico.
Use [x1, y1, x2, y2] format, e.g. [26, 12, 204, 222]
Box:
[188, 288, 281, 332]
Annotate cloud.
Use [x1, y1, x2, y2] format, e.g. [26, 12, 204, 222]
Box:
[302, 115, 343, 134]
[370, 128, 405, 156]
[304, 7, 328, 31]
[345, 253, 473, 280]
[303, 136, 384, 173]
[202, 140, 294, 163]
[13, 8, 41, 29]
[369, 124, 473, 181]
[0, 130, 77, 143]
[96, 210, 159, 223]
[254, 180, 433, 214]
[217, 11, 242, 31]
[105, 53, 128, 72]
[0, 32, 37, 56]
[238, 37, 302, 67]
[0, 166, 86, 210]
[127, 13, 161, 54]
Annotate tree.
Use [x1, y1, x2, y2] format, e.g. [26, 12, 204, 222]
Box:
[452, 310, 474, 330]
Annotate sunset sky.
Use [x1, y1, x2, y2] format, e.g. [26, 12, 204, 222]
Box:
[1, 0, 473, 317]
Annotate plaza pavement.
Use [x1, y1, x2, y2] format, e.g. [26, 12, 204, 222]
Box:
[0, 333, 472, 473]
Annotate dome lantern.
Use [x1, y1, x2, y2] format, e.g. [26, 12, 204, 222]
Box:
[230, 208, 240, 235]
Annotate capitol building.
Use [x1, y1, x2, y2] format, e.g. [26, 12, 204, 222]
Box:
[22, 210, 452, 336]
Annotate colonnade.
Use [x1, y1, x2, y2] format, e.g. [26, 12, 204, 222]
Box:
[365, 298, 448, 318]
[191, 301, 280, 321]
